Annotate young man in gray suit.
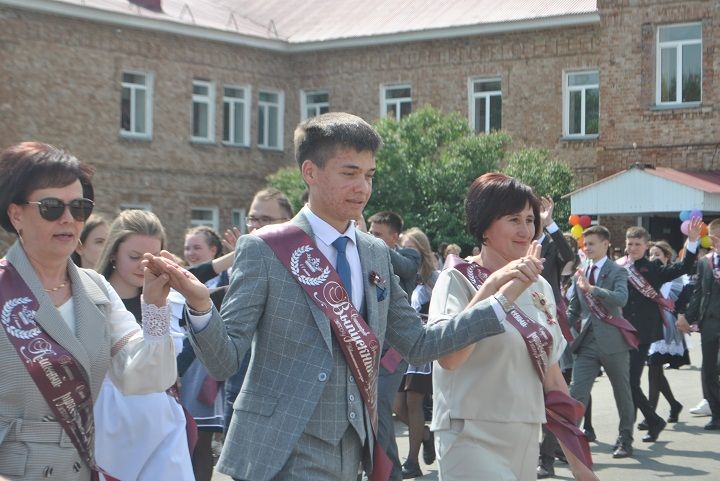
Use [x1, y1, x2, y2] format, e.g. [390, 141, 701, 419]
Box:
[157, 112, 544, 481]
[567, 225, 635, 459]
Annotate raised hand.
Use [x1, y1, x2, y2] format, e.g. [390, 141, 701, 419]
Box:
[687, 216, 703, 242]
[222, 227, 242, 252]
[493, 241, 544, 304]
[142, 263, 171, 307]
[575, 267, 591, 293]
[540, 196, 555, 228]
[142, 251, 211, 312]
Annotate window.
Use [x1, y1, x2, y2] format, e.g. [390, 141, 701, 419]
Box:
[192, 80, 215, 142]
[564, 71, 599, 137]
[381, 84, 412, 120]
[469, 78, 502, 133]
[191, 207, 219, 231]
[223, 86, 250, 146]
[258, 90, 284, 149]
[121, 71, 153, 138]
[656, 23, 702, 105]
[232, 208, 247, 234]
[301, 90, 330, 120]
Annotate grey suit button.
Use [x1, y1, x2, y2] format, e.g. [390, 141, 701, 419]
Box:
[349, 394, 355, 402]
[318, 372, 328, 382]
[349, 411, 357, 419]
[349, 375, 354, 383]
[43, 466, 53, 477]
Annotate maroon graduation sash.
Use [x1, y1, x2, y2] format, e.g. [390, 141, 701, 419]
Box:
[0, 259, 104, 475]
[257, 225, 392, 481]
[579, 286, 639, 349]
[618, 257, 675, 314]
[444, 255, 592, 469]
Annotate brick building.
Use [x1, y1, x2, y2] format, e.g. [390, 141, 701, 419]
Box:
[0, 0, 717, 253]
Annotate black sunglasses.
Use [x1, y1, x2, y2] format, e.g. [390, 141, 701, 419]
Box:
[20, 197, 95, 222]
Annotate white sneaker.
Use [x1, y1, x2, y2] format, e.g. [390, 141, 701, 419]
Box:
[689, 399, 711, 416]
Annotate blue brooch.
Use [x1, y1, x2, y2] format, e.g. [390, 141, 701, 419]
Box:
[369, 271, 387, 302]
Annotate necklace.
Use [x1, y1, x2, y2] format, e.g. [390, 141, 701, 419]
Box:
[44, 281, 69, 292]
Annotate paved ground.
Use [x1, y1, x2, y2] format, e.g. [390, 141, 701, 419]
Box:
[214, 337, 719, 480]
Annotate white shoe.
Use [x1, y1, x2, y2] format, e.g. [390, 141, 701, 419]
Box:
[689, 399, 711, 416]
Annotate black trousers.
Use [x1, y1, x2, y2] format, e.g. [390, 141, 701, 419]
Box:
[629, 343, 662, 424]
[700, 323, 720, 420]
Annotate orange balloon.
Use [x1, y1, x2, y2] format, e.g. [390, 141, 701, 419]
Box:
[700, 222, 709, 237]
[569, 214, 580, 226]
[577, 236, 585, 249]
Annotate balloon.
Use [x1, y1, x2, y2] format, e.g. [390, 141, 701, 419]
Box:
[690, 209, 703, 220]
[571, 224, 584, 239]
[577, 236, 585, 250]
[679, 210, 690, 222]
[700, 222, 709, 237]
[569, 214, 580, 226]
[701, 236, 712, 248]
[579, 215, 592, 228]
[680, 220, 690, 236]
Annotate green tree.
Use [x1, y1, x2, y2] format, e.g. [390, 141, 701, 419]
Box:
[265, 165, 306, 215]
[504, 148, 575, 231]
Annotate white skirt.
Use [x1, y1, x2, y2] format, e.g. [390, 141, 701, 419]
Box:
[94, 377, 194, 481]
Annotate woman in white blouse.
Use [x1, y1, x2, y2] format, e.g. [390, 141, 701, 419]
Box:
[0, 142, 209, 480]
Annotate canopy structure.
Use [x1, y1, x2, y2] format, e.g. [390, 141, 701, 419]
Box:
[565, 164, 720, 215]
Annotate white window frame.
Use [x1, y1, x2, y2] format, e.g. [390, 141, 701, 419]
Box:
[119, 203, 152, 212]
[257, 89, 284, 150]
[655, 22, 702, 106]
[232, 208, 247, 234]
[222, 85, 251, 147]
[468, 77, 502, 134]
[563, 70, 599, 138]
[380, 84, 412, 120]
[300, 89, 330, 120]
[191, 80, 215, 143]
[120, 70, 153, 139]
[190, 206, 219, 231]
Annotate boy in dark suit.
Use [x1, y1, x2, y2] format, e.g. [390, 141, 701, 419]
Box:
[620, 220, 701, 442]
[679, 218, 720, 430]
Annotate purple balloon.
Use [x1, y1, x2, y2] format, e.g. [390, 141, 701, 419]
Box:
[681, 220, 691, 236]
[690, 209, 703, 220]
[679, 210, 691, 222]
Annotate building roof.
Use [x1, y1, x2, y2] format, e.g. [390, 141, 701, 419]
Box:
[6, 0, 599, 50]
[565, 164, 720, 215]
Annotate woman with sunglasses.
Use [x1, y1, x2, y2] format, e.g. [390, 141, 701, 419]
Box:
[0, 142, 210, 480]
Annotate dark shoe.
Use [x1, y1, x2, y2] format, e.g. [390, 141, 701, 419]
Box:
[668, 402, 683, 423]
[642, 418, 666, 442]
[553, 448, 567, 464]
[703, 419, 720, 430]
[537, 464, 555, 479]
[612, 442, 633, 458]
[422, 428, 436, 465]
[401, 461, 423, 479]
[584, 427, 597, 442]
[637, 419, 649, 430]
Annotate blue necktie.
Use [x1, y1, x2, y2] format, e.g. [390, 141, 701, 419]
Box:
[332, 236, 352, 301]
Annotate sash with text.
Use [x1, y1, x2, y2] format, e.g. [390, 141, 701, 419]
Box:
[618, 257, 675, 314]
[579, 288, 639, 349]
[258, 225, 392, 481]
[444, 255, 592, 469]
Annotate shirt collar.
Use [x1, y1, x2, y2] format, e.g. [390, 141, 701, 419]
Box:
[591, 256, 608, 271]
[302, 205, 357, 248]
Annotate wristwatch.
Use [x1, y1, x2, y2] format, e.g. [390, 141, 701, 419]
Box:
[493, 292, 513, 313]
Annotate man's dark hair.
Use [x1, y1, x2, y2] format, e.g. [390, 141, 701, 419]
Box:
[368, 211, 403, 234]
[583, 225, 611, 242]
[294, 112, 383, 168]
[626, 226, 650, 241]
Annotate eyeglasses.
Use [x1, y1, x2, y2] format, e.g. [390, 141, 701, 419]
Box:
[245, 215, 287, 227]
[20, 198, 95, 222]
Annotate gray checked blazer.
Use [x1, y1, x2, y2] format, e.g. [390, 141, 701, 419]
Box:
[0, 242, 112, 481]
[188, 212, 506, 481]
[568, 259, 630, 355]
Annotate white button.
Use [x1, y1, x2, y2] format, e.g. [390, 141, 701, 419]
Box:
[349, 376, 354, 383]
[349, 412, 357, 419]
[349, 394, 355, 402]
[318, 372, 328, 382]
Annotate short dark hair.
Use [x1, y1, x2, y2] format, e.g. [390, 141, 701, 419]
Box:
[253, 187, 294, 219]
[0, 142, 95, 234]
[465, 172, 541, 245]
[367, 211, 403, 234]
[626, 226, 650, 241]
[294, 112, 383, 168]
[583, 225, 610, 242]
